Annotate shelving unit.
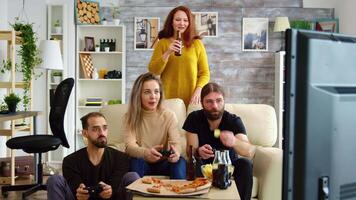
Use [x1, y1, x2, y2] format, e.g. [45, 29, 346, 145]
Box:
[75, 25, 126, 150]
[46, 4, 68, 166]
[0, 30, 33, 185]
[274, 51, 285, 148]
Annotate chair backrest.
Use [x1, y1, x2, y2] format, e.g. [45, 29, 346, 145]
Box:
[187, 103, 277, 147]
[49, 78, 74, 148]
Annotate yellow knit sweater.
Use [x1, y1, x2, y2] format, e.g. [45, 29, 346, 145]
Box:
[148, 38, 210, 106]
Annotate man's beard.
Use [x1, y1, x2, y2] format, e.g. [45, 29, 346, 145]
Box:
[89, 136, 107, 148]
[203, 106, 224, 121]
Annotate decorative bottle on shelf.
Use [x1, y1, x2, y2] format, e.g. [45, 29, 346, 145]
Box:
[187, 145, 196, 181]
[92, 68, 99, 80]
[175, 30, 182, 56]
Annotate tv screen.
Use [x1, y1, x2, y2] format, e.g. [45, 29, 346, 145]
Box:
[283, 29, 356, 200]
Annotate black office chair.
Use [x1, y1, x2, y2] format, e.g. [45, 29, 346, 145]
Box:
[1, 78, 74, 199]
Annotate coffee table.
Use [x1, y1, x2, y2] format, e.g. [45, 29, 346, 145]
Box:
[132, 181, 240, 200]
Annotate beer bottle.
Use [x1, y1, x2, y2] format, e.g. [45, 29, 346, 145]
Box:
[175, 30, 182, 56]
[187, 145, 196, 180]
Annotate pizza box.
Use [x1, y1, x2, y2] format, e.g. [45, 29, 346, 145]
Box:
[126, 177, 211, 197]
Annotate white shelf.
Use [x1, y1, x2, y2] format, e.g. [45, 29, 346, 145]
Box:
[78, 78, 122, 82]
[78, 106, 103, 109]
[78, 51, 123, 54]
[75, 24, 126, 150]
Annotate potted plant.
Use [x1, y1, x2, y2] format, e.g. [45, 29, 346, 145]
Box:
[51, 71, 62, 83]
[95, 44, 100, 52]
[111, 6, 120, 25]
[53, 19, 62, 34]
[11, 21, 42, 111]
[102, 18, 108, 25]
[4, 93, 21, 113]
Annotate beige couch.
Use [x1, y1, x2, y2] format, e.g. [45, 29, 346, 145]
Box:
[100, 98, 282, 200]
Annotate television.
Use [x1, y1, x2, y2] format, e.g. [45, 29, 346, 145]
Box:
[283, 29, 356, 200]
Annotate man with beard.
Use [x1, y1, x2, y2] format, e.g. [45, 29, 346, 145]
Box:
[47, 112, 139, 200]
[183, 83, 256, 200]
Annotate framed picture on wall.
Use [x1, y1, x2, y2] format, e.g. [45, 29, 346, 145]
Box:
[134, 17, 160, 50]
[242, 18, 268, 51]
[313, 18, 339, 33]
[192, 12, 218, 37]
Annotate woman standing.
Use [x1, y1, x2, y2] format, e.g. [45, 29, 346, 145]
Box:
[124, 72, 186, 179]
[148, 6, 210, 107]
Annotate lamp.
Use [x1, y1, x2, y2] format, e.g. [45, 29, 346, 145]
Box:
[273, 17, 290, 51]
[38, 39, 63, 176]
[39, 40, 63, 70]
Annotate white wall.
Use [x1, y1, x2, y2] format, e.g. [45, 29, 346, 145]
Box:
[304, 0, 356, 35]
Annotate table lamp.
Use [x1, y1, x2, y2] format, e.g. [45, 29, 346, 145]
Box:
[273, 17, 290, 51]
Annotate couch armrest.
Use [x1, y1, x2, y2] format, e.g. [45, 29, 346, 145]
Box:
[253, 147, 282, 200]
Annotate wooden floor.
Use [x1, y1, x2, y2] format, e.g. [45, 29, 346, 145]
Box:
[0, 176, 48, 200]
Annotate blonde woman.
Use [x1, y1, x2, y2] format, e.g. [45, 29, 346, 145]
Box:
[124, 72, 186, 179]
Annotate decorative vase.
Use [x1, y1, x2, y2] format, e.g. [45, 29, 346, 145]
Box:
[52, 76, 62, 84]
[113, 19, 120, 25]
[95, 47, 100, 52]
[53, 27, 62, 34]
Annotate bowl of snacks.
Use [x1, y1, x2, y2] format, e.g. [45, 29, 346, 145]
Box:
[201, 164, 213, 179]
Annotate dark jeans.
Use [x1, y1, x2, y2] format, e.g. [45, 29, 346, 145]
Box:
[46, 172, 140, 200]
[233, 157, 253, 200]
[130, 157, 186, 179]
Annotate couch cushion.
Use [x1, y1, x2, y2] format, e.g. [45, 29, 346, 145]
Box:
[100, 98, 187, 157]
[187, 104, 277, 147]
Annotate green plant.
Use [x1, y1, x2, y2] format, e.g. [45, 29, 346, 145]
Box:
[110, 3, 120, 19]
[11, 21, 42, 110]
[112, 7, 120, 19]
[51, 71, 62, 76]
[290, 20, 313, 30]
[54, 19, 61, 27]
[95, 44, 100, 47]
[108, 99, 121, 105]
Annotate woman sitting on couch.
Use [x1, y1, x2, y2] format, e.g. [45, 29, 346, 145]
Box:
[124, 72, 186, 179]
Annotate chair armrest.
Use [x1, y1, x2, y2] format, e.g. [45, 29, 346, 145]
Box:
[253, 147, 282, 200]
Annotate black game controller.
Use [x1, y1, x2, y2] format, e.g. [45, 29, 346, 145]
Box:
[159, 149, 174, 157]
[85, 184, 104, 198]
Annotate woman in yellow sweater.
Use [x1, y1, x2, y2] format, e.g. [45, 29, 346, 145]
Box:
[148, 6, 210, 106]
[124, 72, 186, 179]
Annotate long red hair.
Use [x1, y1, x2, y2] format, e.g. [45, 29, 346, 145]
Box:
[158, 6, 200, 48]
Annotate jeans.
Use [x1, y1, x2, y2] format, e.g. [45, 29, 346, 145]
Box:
[130, 157, 186, 179]
[47, 172, 140, 200]
[233, 157, 253, 200]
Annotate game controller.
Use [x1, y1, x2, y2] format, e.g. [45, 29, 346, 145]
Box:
[159, 149, 174, 157]
[84, 184, 104, 198]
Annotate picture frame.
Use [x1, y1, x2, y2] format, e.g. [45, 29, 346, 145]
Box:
[84, 36, 95, 51]
[313, 18, 339, 33]
[134, 17, 160, 50]
[75, 0, 101, 25]
[192, 12, 218, 37]
[242, 18, 268, 51]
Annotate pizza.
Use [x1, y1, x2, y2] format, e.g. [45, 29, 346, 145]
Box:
[169, 178, 210, 194]
[144, 177, 210, 194]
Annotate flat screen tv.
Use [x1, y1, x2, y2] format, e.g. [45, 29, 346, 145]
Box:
[283, 29, 356, 200]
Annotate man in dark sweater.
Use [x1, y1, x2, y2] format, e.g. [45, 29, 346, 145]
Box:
[183, 83, 256, 200]
[47, 112, 139, 200]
